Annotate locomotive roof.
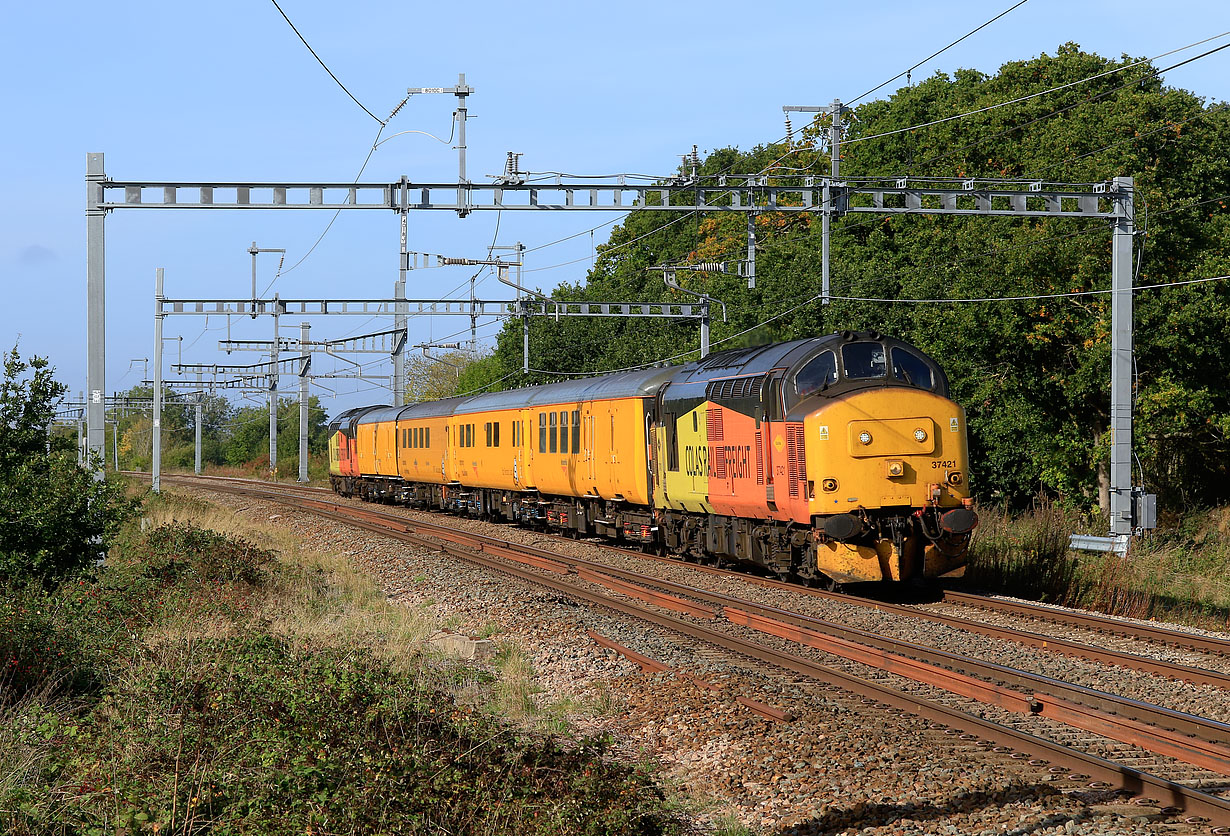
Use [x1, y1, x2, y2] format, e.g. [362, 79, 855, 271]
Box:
[349, 332, 942, 425]
[453, 366, 676, 414]
[670, 337, 826, 382]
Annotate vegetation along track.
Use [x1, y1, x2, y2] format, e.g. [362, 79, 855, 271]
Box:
[149, 473, 1230, 827]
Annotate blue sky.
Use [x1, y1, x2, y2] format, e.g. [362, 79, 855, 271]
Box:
[2, 1, 1228, 417]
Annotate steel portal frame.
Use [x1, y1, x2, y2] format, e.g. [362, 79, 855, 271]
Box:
[86, 154, 1139, 534]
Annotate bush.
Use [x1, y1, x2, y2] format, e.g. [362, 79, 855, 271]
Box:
[0, 347, 140, 586]
[7, 634, 678, 836]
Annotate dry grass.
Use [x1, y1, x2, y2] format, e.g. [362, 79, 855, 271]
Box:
[143, 488, 438, 663]
[966, 500, 1230, 630]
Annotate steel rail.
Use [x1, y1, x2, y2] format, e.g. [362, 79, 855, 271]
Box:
[153, 474, 1230, 688]
[154, 475, 1230, 822]
[548, 565, 1230, 775]
[941, 589, 1230, 657]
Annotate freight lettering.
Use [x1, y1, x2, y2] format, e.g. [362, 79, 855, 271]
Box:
[683, 444, 753, 479]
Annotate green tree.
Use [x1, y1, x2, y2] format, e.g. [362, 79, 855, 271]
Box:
[0, 347, 140, 585]
[475, 44, 1230, 511]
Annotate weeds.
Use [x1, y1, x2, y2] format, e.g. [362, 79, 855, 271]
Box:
[966, 499, 1230, 630]
[0, 488, 683, 835]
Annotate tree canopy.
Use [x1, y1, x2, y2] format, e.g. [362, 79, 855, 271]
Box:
[471, 44, 1230, 511]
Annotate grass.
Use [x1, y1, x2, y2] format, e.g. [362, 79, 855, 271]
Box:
[0, 485, 684, 836]
[964, 499, 1230, 630]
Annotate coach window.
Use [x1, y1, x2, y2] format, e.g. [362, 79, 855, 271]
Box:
[539, 413, 547, 453]
[842, 342, 887, 379]
[571, 410, 580, 453]
[425, 428, 430, 447]
[549, 412, 558, 453]
[493, 421, 500, 447]
[559, 411, 569, 454]
[795, 350, 838, 398]
[469, 424, 475, 447]
[485, 422, 492, 447]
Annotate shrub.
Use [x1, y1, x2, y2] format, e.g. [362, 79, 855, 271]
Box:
[7, 634, 679, 836]
[0, 347, 141, 587]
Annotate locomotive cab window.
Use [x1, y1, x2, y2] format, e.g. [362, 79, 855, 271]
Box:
[842, 342, 887, 379]
[891, 347, 934, 390]
[794, 350, 838, 398]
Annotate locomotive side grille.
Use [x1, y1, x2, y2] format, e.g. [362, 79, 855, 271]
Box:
[787, 425, 806, 497]
[708, 408, 726, 479]
[755, 428, 764, 484]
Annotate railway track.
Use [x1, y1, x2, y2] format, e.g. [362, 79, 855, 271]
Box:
[145, 473, 1230, 826]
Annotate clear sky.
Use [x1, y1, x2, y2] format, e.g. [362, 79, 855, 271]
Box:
[2, 1, 1227, 417]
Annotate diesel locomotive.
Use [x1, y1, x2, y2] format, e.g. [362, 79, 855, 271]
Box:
[328, 331, 977, 586]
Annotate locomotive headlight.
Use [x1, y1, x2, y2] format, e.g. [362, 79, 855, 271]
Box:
[886, 460, 905, 478]
[913, 428, 928, 442]
[821, 478, 838, 492]
[858, 431, 873, 445]
[947, 471, 964, 486]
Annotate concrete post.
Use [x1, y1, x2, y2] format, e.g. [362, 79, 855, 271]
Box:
[269, 298, 279, 479]
[194, 371, 203, 475]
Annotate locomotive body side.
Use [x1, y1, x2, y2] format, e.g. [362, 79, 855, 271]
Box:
[328, 406, 384, 496]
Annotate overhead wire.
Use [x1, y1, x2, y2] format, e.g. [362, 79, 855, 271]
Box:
[521, 4, 1035, 267]
[845, 0, 1032, 106]
[268, 0, 382, 124]
[842, 33, 1230, 148]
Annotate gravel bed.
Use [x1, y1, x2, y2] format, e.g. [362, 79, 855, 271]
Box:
[920, 598, 1230, 673]
[332, 495, 1230, 728]
[176, 486, 1214, 835]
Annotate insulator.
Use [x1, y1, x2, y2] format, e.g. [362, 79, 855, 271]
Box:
[690, 262, 727, 272]
[390, 98, 407, 117]
[784, 116, 793, 142]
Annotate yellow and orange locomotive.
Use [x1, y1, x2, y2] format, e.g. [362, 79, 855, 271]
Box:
[329, 331, 977, 586]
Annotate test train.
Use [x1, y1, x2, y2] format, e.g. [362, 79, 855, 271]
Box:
[327, 331, 977, 586]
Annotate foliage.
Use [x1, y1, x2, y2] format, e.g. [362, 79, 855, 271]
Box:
[1, 505, 683, 836]
[474, 45, 1230, 511]
[0, 347, 140, 586]
[6, 635, 674, 836]
[112, 388, 330, 476]
[406, 348, 482, 403]
[966, 500, 1230, 628]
